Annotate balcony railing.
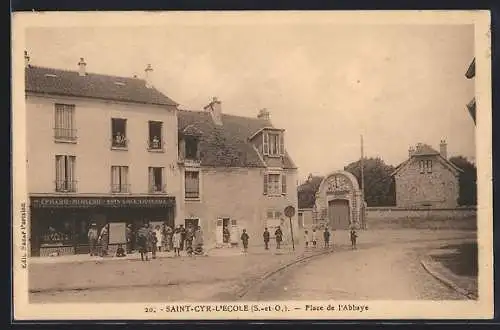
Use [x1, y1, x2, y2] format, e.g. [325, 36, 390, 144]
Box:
[55, 180, 77, 192]
[149, 184, 167, 193]
[147, 139, 164, 152]
[111, 183, 131, 193]
[185, 190, 200, 199]
[54, 128, 77, 142]
[111, 136, 128, 149]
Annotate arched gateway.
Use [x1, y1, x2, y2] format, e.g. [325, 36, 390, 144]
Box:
[315, 171, 364, 230]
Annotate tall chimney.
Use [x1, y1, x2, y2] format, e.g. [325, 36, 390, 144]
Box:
[257, 108, 270, 121]
[204, 97, 222, 126]
[440, 139, 448, 159]
[144, 64, 153, 88]
[408, 146, 415, 158]
[24, 50, 30, 68]
[78, 58, 87, 76]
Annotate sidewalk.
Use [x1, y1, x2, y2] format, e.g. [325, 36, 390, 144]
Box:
[420, 244, 478, 299]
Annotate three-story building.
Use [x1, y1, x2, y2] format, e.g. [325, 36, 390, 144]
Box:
[25, 55, 181, 256]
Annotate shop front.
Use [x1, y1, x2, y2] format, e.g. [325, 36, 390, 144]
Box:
[29, 196, 176, 257]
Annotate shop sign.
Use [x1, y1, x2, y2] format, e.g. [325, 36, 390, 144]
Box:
[30, 196, 176, 208]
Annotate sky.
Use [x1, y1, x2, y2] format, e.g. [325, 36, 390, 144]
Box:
[26, 22, 476, 180]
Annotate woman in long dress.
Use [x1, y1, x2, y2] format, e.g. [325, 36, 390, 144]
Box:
[154, 225, 163, 252]
[172, 228, 181, 256]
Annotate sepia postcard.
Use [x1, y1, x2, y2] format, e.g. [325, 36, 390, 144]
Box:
[11, 10, 493, 320]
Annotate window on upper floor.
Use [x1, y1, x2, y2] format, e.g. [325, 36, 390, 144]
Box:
[54, 104, 77, 142]
[55, 155, 76, 192]
[264, 172, 287, 196]
[263, 131, 284, 157]
[419, 160, 433, 174]
[149, 167, 165, 193]
[111, 118, 128, 149]
[266, 210, 283, 231]
[185, 170, 200, 199]
[148, 121, 164, 151]
[185, 136, 199, 160]
[111, 166, 130, 193]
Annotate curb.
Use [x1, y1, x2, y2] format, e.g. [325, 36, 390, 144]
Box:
[420, 258, 477, 300]
[236, 247, 335, 298]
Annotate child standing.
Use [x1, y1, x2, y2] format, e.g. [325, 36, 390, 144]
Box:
[241, 229, 249, 253]
[172, 228, 181, 256]
[311, 229, 317, 248]
[350, 229, 358, 249]
[323, 227, 331, 248]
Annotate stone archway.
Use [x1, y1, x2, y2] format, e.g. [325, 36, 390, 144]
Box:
[315, 171, 363, 230]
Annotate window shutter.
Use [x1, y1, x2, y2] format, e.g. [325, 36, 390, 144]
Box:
[279, 132, 285, 156]
[263, 132, 269, 155]
[263, 173, 268, 195]
[281, 173, 287, 194]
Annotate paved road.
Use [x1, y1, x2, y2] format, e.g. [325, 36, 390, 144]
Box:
[243, 240, 468, 301]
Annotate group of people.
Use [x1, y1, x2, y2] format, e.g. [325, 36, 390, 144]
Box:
[239, 226, 285, 253]
[87, 222, 204, 261]
[303, 227, 359, 250]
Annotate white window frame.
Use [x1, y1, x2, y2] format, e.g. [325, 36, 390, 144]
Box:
[54, 103, 77, 143]
[111, 117, 128, 150]
[148, 121, 165, 152]
[262, 130, 285, 157]
[55, 155, 76, 192]
[264, 169, 286, 197]
[148, 167, 166, 193]
[111, 165, 130, 193]
[184, 169, 201, 201]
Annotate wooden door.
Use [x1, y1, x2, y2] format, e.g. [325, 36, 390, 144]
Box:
[328, 199, 350, 230]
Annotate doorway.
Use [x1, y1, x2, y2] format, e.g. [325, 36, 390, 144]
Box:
[328, 199, 350, 230]
[185, 218, 199, 229]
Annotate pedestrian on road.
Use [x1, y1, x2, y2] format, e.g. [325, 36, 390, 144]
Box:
[151, 231, 158, 259]
[165, 225, 173, 252]
[304, 230, 309, 248]
[275, 226, 283, 249]
[137, 224, 150, 261]
[179, 225, 186, 251]
[350, 229, 358, 249]
[312, 229, 318, 248]
[194, 226, 204, 255]
[126, 224, 133, 254]
[98, 223, 109, 257]
[154, 225, 163, 252]
[185, 225, 195, 252]
[323, 227, 330, 249]
[172, 228, 181, 256]
[87, 223, 99, 256]
[263, 227, 270, 250]
[241, 229, 249, 253]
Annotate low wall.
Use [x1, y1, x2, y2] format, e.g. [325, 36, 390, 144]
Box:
[365, 206, 477, 230]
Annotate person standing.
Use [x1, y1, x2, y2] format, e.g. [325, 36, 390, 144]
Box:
[240, 229, 249, 253]
[87, 223, 99, 256]
[185, 225, 194, 254]
[151, 231, 158, 259]
[126, 224, 133, 254]
[179, 225, 186, 251]
[154, 225, 163, 253]
[323, 227, 331, 248]
[165, 225, 173, 252]
[98, 223, 109, 257]
[274, 226, 283, 250]
[194, 226, 204, 255]
[304, 230, 309, 249]
[350, 229, 358, 249]
[311, 229, 318, 248]
[136, 223, 149, 261]
[263, 227, 270, 250]
[172, 228, 181, 257]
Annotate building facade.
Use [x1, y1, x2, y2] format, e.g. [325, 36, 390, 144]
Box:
[25, 57, 182, 256]
[391, 141, 462, 209]
[177, 105, 300, 247]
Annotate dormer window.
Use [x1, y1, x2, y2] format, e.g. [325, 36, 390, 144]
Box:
[263, 130, 284, 157]
[185, 136, 199, 160]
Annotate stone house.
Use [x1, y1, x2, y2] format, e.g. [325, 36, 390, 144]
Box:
[391, 141, 462, 209]
[177, 104, 300, 247]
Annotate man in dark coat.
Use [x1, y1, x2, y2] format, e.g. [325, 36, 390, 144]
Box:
[275, 226, 283, 249]
[263, 227, 270, 250]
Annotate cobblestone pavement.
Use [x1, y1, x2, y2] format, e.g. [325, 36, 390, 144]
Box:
[29, 229, 475, 303]
[242, 239, 472, 301]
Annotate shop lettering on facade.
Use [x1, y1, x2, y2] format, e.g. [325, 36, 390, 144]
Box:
[31, 197, 175, 208]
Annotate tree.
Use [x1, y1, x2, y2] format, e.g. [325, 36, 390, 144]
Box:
[344, 157, 396, 207]
[449, 156, 477, 206]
